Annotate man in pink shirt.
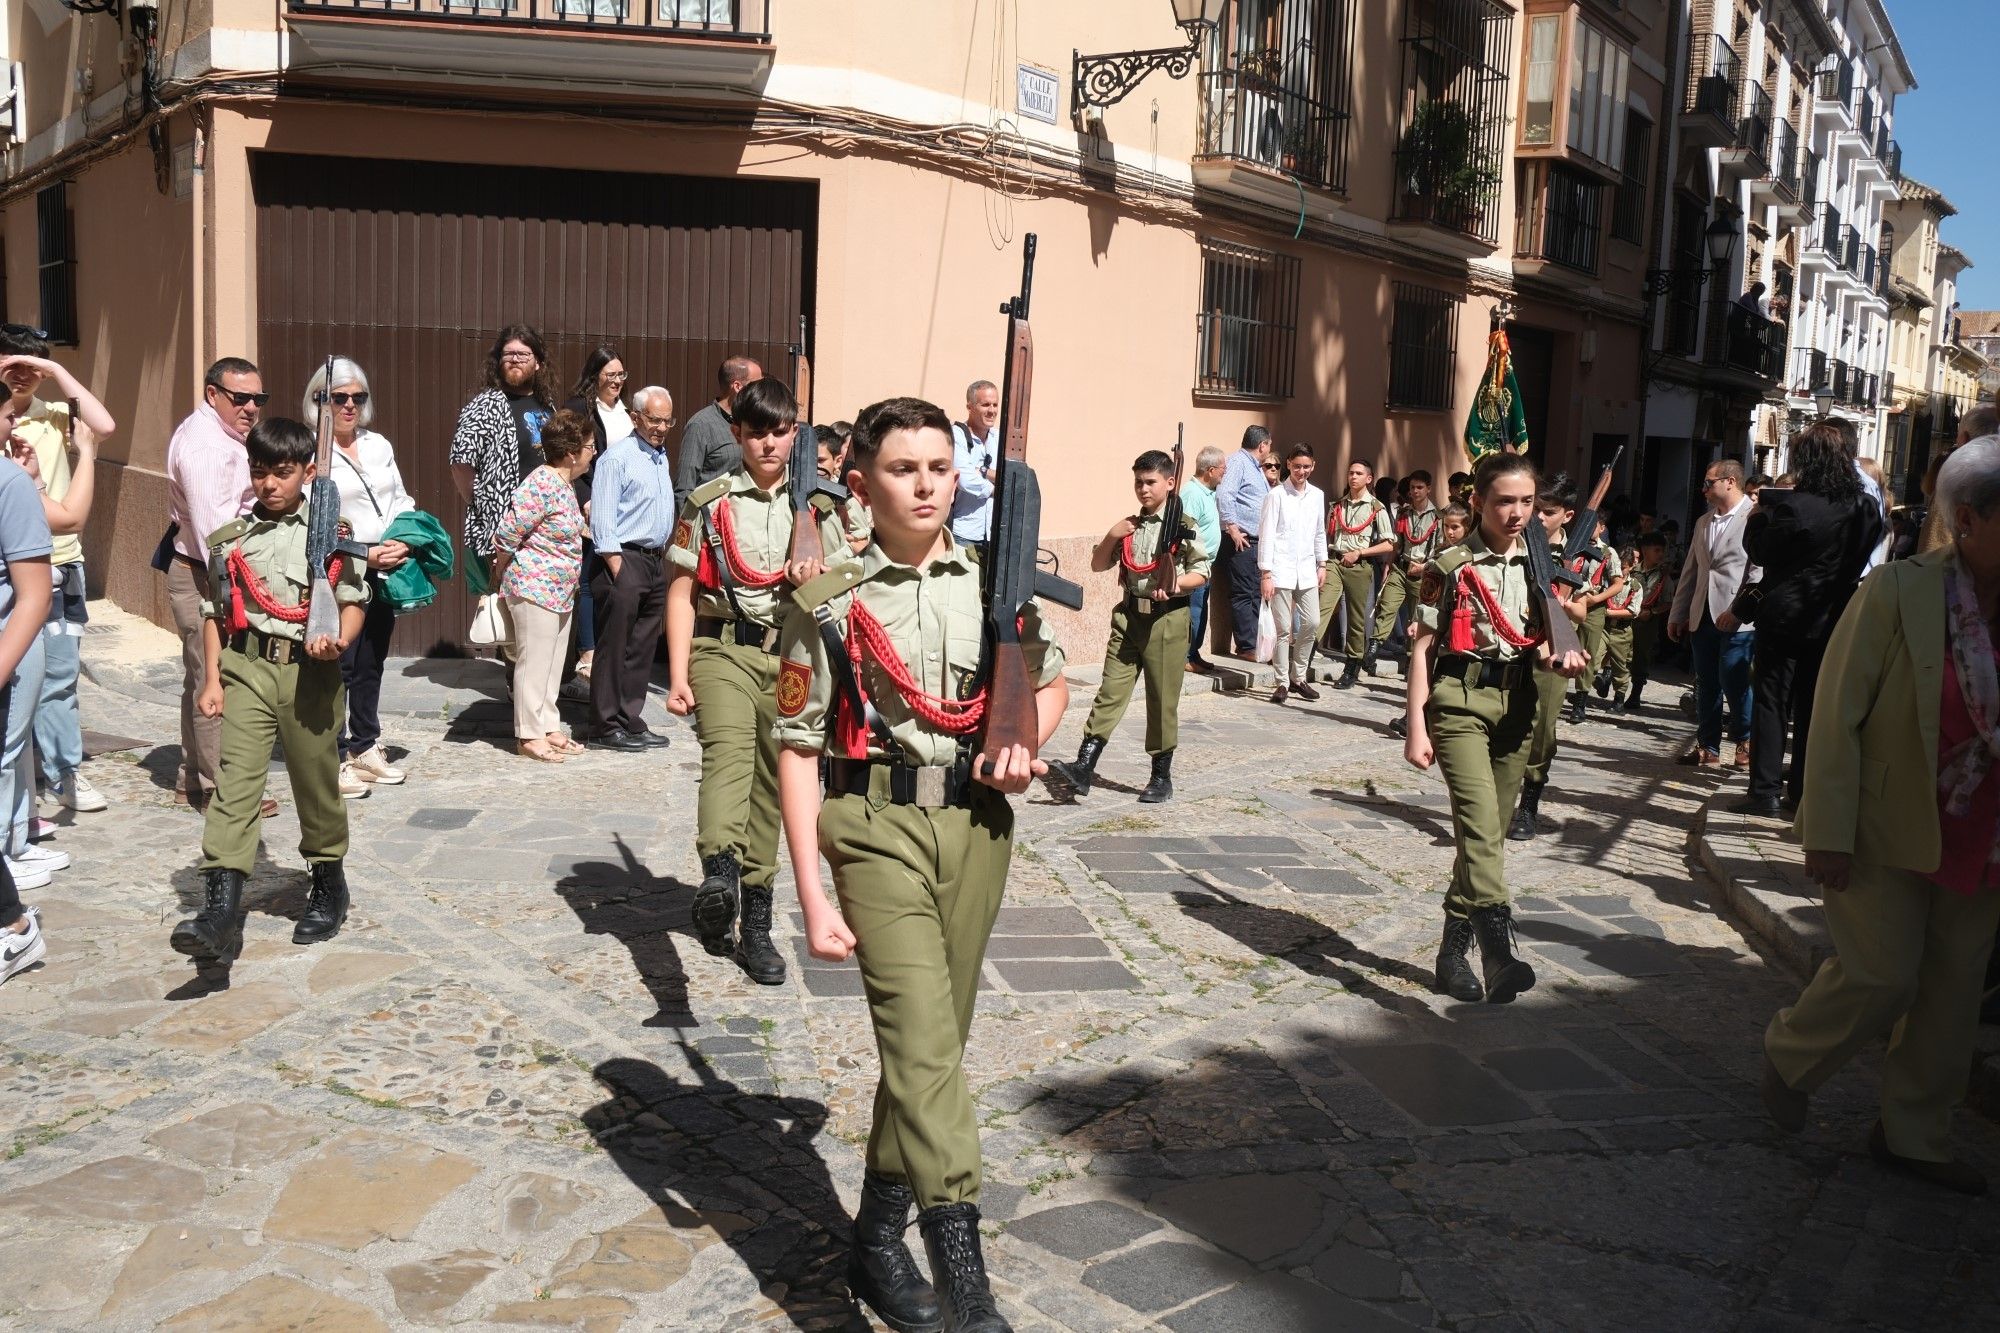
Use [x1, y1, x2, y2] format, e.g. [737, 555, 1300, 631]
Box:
[164, 357, 262, 811]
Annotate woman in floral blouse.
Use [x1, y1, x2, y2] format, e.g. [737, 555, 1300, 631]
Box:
[491, 410, 595, 763]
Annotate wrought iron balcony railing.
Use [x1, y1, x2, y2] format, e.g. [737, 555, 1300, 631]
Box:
[286, 0, 772, 38]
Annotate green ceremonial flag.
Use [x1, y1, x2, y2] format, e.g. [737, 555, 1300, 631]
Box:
[1464, 327, 1530, 461]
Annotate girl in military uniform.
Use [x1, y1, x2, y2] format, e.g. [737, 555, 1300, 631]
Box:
[775, 397, 1067, 1333]
[1403, 452, 1587, 1003]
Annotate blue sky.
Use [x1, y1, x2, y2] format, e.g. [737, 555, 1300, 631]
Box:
[1891, 2, 1999, 309]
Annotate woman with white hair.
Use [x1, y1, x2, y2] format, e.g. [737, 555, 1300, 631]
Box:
[303, 357, 415, 797]
[1762, 436, 2000, 1196]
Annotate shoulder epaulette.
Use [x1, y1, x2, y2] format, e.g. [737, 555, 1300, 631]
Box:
[793, 562, 866, 611]
[1432, 544, 1473, 576]
[686, 475, 734, 510]
[807, 492, 839, 517]
[206, 518, 252, 550]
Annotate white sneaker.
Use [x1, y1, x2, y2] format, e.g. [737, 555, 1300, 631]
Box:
[12, 844, 69, 875]
[4, 857, 51, 891]
[348, 746, 405, 785]
[58, 773, 108, 813]
[338, 763, 371, 800]
[0, 908, 44, 984]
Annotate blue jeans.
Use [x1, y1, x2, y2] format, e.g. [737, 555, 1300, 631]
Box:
[4, 631, 48, 856]
[1186, 584, 1209, 663]
[1690, 616, 1754, 754]
[34, 562, 87, 789]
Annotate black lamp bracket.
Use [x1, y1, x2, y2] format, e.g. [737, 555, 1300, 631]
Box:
[1072, 30, 1202, 116]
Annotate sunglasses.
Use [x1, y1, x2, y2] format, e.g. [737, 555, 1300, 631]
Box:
[328, 391, 370, 407]
[213, 387, 271, 407]
[1, 324, 48, 340]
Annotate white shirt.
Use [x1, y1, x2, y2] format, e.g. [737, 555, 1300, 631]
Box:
[330, 429, 417, 545]
[950, 421, 998, 543]
[1256, 479, 1327, 587]
[1670, 494, 1758, 633]
[596, 398, 634, 451]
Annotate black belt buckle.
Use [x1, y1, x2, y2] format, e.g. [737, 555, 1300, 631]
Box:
[232, 630, 297, 665]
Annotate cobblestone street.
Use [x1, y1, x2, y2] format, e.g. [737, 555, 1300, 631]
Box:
[2, 614, 1996, 1332]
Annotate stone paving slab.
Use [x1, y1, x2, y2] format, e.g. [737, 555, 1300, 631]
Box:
[2, 632, 1996, 1331]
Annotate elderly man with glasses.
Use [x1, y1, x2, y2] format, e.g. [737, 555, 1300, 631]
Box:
[163, 357, 274, 816]
[588, 386, 678, 750]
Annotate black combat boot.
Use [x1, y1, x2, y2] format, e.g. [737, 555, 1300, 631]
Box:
[732, 884, 787, 986]
[293, 861, 349, 945]
[1433, 915, 1484, 1002]
[1470, 903, 1536, 1003]
[1045, 736, 1105, 800]
[1334, 659, 1361, 690]
[694, 852, 740, 957]
[1507, 781, 1543, 842]
[918, 1202, 1011, 1333]
[171, 868, 246, 965]
[1621, 685, 1645, 714]
[848, 1172, 942, 1333]
[1594, 668, 1612, 699]
[1564, 691, 1587, 724]
[1362, 650, 1380, 677]
[1137, 750, 1174, 804]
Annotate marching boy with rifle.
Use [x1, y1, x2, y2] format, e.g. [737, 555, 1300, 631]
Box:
[1047, 441, 1209, 804]
[1318, 459, 1395, 689]
[664, 377, 850, 987]
[171, 414, 369, 966]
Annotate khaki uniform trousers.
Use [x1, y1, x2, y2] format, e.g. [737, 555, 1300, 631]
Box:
[1083, 600, 1188, 754]
[1523, 666, 1569, 786]
[1765, 863, 2000, 1163]
[1579, 608, 1609, 686]
[1425, 668, 1538, 919]
[167, 559, 224, 796]
[200, 645, 347, 874]
[689, 641, 782, 889]
[1318, 560, 1376, 663]
[821, 783, 1013, 1207]
[1602, 620, 1635, 696]
[1372, 565, 1417, 646]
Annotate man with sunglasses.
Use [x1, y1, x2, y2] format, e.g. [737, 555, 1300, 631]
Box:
[165, 358, 275, 816]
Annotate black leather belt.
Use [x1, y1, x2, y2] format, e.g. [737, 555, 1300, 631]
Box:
[228, 626, 306, 665]
[826, 754, 975, 809]
[1122, 593, 1192, 617]
[622, 544, 664, 555]
[694, 617, 781, 653]
[1436, 655, 1534, 691]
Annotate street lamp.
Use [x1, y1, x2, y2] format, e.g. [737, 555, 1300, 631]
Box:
[1813, 386, 1836, 417]
[1072, 0, 1227, 121]
[1643, 213, 1741, 297]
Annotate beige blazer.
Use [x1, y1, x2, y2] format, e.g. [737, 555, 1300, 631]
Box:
[1798, 546, 1950, 869]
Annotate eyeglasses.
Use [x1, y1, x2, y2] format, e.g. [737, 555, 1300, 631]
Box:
[1701, 477, 1724, 489]
[638, 413, 677, 430]
[602, 370, 628, 381]
[213, 387, 271, 408]
[329, 391, 370, 407]
[500, 351, 538, 364]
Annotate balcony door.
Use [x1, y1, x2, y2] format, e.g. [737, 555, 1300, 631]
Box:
[253, 151, 818, 653]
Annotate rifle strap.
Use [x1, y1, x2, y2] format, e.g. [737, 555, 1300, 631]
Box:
[813, 603, 894, 762]
[699, 499, 754, 623]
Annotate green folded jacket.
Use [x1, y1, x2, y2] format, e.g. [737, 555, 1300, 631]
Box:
[379, 510, 457, 614]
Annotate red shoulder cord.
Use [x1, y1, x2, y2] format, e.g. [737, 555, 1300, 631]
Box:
[846, 600, 987, 734]
[1397, 511, 1438, 546]
[1118, 524, 1161, 576]
[1640, 575, 1666, 612]
[226, 547, 345, 634]
[696, 497, 787, 592]
[1331, 499, 1379, 537]
[1565, 552, 1607, 590]
[1448, 564, 1544, 655]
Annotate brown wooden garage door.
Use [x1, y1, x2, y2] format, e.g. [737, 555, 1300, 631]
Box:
[253, 151, 818, 654]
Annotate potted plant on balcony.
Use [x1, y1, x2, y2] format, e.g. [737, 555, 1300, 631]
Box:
[1397, 100, 1501, 229]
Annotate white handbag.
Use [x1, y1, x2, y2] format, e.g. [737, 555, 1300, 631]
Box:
[468, 593, 513, 647]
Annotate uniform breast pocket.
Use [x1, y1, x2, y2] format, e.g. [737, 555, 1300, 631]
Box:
[944, 608, 988, 700]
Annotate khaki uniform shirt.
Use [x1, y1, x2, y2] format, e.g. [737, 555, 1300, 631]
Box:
[774, 538, 1066, 766]
[1330, 494, 1393, 555]
[1413, 533, 1540, 662]
[203, 507, 370, 642]
[1621, 564, 1668, 616]
[1393, 503, 1443, 569]
[1118, 509, 1211, 597]
[668, 472, 852, 629]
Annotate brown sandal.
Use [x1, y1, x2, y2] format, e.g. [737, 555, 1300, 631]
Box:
[548, 734, 585, 755]
[517, 740, 565, 764]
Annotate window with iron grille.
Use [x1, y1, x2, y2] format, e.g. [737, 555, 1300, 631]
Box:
[1196, 238, 1300, 400]
[36, 183, 78, 346]
[1391, 0, 1513, 244]
[1204, 0, 1359, 194]
[1387, 282, 1457, 411]
[1518, 161, 1601, 274]
[1610, 111, 1650, 244]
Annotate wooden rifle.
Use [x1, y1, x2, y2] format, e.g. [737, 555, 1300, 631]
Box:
[1555, 444, 1625, 586]
[304, 356, 368, 643]
[789, 314, 813, 423]
[981, 233, 1082, 771]
[1148, 425, 1186, 597]
[786, 418, 848, 568]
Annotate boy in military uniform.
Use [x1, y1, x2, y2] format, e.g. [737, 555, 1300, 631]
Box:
[1598, 545, 1642, 708]
[775, 397, 1067, 1333]
[1390, 502, 1473, 742]
[665, 378, 850, 986]
[1046, 450, 1209, 804]
[1319, 459, 1394, 688]
[1619, 533, 1670, 714]
[1369, 468, 1441, 676]
[1562, 516, 1625, 724]
[1508, 475, 1592, 842]
[1403, 452, 1586, 1003]
[172, 419, 369, 966]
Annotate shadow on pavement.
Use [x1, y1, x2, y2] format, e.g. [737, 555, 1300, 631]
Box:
[584, 1055, 869, 1332]
[1171, 888, 1433, 1017]
[552, 835, 699, 1029]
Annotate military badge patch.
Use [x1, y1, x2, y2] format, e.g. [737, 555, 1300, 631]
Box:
[1419, 568, 1445, 606]
[673, 518, 695, 552]
[776, 658, 811, 717]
